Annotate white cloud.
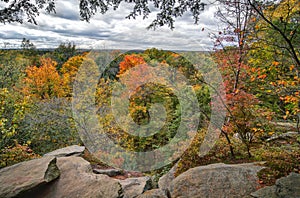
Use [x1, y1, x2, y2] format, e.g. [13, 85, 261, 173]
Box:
[0, 0, 221, 50]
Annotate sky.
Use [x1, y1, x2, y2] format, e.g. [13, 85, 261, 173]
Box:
[0, 0, 224, 51]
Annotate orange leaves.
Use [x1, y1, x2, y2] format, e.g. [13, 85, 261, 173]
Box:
[117, 54, 149, 98]
[171, 53, 180, 58]
[289, 65, 295, 71]
[272, 61, 280, 66]
[22, 58, 66, 100]
[258, 74, 267, 79]
[118, 54, 146, 75]
[280, 95, 299, 104]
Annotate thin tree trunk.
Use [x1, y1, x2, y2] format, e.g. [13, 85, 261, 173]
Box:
[221, 129, 235, 158]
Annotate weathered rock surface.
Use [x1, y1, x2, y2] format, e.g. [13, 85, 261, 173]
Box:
[43, 145, 85, 157]
[158, 162, 178, 192]
[118, 176, 153, 198]
[0, 156, 60, 198]
[40, 156, 123, 198]
[5, 144, 300, 198]
[169, 163, 265, 198]
[137, 189, 168, 198]
[251, 172, 300, 198]
[93, 168, 123, 177]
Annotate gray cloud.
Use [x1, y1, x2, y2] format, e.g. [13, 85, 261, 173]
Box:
[0, 0, 221, 50]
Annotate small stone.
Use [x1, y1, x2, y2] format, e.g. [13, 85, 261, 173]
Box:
[93, 168, 123, 177]
[118, 176, 153, 198]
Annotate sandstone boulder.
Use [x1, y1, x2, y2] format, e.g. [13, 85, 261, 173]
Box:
[0, 156, 60, 198]
[23, 156, 123, 198]
[169, 163, 264, 198]
[251, 172, 300, 198]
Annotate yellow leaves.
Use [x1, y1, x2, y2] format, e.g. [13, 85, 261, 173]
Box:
[290, 65, 295, 71]
[283, 110, 290, 119]
[251, 127, 264, 134]
[290, 81, 296, 86]
[268, 131, 274, 136]
[60, 55, 86, 94]
[61, 55, 84, 76]
[22, 58, 66, 100]
[193, 84, 202, 92]
[264, 0, 300, 21]
[286, 110, 290, 115]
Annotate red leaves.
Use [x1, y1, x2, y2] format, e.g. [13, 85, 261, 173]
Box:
[118, 54, 146, 75]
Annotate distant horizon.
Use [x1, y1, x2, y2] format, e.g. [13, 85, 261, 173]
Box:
[0, 47, 213, 52]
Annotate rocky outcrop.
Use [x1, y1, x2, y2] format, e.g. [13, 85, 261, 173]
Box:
[6, 145, 300, 198]
[0, 156, 60, 198]
[40, 156, 123, 198]
[251, 172, 300, 198]
[118, 176, 153, 198]
[168, 163, 264, 198]
[43, 145, 85, 157]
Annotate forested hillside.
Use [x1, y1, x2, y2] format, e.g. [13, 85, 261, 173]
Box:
[0, 0, 299, 187]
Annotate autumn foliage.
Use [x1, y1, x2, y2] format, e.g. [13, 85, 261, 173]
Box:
[22, 58, 66, 100]
[118, 54, 146, 75]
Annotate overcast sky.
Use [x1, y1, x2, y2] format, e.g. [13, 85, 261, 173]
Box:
[0, 0, 223, 51]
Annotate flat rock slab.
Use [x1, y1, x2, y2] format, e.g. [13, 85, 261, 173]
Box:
[169, 163, 265, 198]
[0, 156, 60, 198]
[118, 176, 153, 198]
[43, 145, 85, 157]
[40, 156, 122, 198]
[251, 172, 300, 198]
[93, 168, 123, 177]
